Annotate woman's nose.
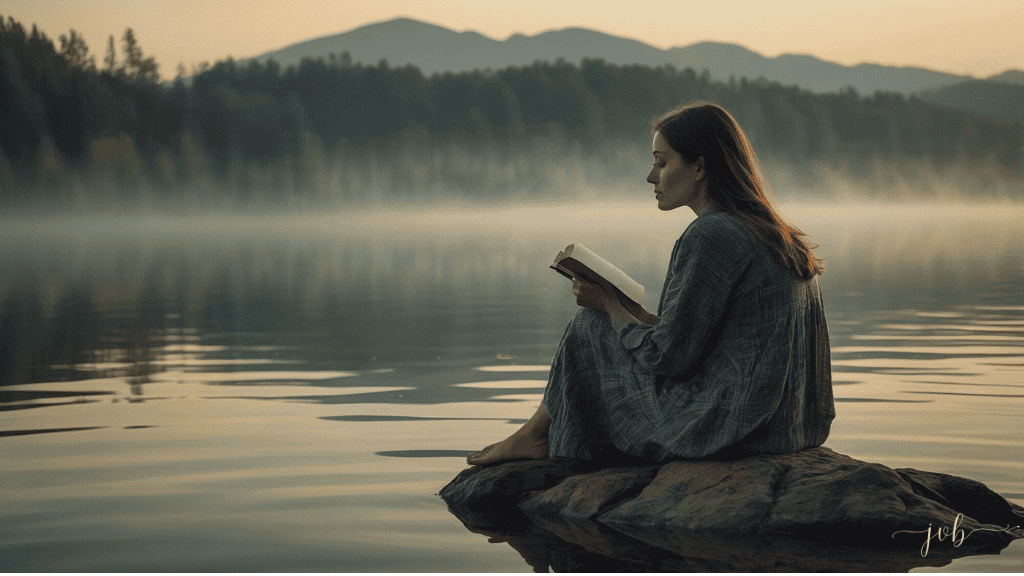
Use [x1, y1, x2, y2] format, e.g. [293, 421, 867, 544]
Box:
[647, 168, 657, 184]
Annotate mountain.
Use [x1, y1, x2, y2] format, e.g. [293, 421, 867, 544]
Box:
[986, 70, 1024, 85]
[917, 79, 1024, 127]
[249, 17, 979, 94]
[663, 42, 973, 94]
[250, 18, 667, 76]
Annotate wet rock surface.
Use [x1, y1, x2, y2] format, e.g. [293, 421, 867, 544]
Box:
[440, 447, 1024, 569]
[439, 457, 596, 527]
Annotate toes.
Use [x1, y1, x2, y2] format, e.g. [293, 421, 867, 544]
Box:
[467, 443, 497, 461]
[467, 444, 496, 464]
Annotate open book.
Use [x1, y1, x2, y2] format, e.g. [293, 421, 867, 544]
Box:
[551, 244, 658, 325]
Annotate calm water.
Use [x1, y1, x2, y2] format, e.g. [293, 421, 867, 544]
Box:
[1, 202, 1023, 571]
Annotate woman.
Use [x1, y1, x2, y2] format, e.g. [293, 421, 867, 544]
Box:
[468, 101, 834, 465]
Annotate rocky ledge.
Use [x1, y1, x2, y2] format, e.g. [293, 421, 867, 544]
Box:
[440, 447, 1024, 560]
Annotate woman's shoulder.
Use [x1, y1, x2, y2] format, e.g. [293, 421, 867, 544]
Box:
[682, 209, 757, 248]
[671, 210, 758, 267]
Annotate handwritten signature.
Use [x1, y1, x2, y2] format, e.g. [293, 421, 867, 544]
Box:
[892, 513, 1021, 557]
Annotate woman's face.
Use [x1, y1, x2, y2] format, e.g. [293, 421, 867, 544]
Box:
[647, 131, 706, 213]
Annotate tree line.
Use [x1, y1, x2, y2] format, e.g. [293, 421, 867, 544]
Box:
[1, 16, 1021, 208]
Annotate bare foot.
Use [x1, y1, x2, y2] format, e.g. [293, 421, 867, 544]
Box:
[467, 434, 549, 466]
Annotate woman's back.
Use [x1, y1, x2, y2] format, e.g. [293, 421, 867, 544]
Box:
[612, 210, 834, 460]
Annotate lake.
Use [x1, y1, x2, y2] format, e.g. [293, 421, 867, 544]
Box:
[1, 201, 1023, 571]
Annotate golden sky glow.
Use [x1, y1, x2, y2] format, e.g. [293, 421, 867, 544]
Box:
[3, 0, 1021, 78]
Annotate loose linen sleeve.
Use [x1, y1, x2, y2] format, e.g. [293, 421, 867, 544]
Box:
[616, 213, 753, 378]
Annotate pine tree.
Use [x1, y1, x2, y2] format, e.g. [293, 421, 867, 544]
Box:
[59, 29, 95, 70]
[121, 28, 159, 83]
[104, 34, 116, 73]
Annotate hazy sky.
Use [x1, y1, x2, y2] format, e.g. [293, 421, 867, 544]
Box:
[4, 0, 1021, 78]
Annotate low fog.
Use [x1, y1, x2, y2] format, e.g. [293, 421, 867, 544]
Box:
[5, 135, 1023, 219]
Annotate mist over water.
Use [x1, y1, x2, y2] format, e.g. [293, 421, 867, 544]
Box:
[8, 132, 1024, 216]
[2, 199, 1021, 307]
[2, 199, 1023, 571]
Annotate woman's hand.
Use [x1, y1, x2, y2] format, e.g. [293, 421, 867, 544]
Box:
[572, 276, 619, 315]
[573, 276, 642, 331]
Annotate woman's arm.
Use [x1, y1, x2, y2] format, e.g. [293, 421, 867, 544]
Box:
[573, 276, 658, 328]
[572, 276, 643, 331]
[617, 214, 754, 377]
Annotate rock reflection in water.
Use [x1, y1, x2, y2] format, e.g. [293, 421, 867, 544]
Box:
[448, 503, 1014, 572]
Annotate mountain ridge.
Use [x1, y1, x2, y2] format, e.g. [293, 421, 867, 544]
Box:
[247, 17, 1019, 95]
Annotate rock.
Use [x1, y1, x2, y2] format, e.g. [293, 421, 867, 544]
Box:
[592, 447, 1022, 552]
[521, 465, 662, 523]
[517, 465, 661, 558]
[442, 446, 1024, 560]
[438, 457, 594, 528]
[896, 467, 1024, 527]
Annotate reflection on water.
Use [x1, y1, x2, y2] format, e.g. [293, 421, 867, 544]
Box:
[448, 506, 1019, 572]
[1, 203, 1023, 571]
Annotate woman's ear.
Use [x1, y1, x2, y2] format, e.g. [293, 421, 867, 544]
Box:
[695, 157, 706, 182]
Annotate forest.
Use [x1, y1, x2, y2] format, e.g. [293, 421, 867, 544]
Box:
[2, 16, 1022, 210]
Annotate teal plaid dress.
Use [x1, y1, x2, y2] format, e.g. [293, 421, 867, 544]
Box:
[543, 209, 834, 461]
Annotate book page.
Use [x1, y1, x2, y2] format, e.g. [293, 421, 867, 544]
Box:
[561, 244, 645, 306]
[550, 250, 658, 325]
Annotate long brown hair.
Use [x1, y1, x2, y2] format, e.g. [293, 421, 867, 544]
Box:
[652, 101, 824, 279]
